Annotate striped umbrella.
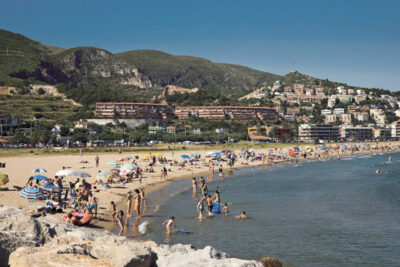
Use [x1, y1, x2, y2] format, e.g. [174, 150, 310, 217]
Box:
[120, 169, 134, 176]
[69, 171, 91, 178]
[32, 168, 47, 173]
[56, 170, 74, 176]
[108, 161, 121, 166]
[20, 187, 44, 200]
[120, 164, 137, 171]
[96, 170, 111, 179]
[0, 173, 9, 186]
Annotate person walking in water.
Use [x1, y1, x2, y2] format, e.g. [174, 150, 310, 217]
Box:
[116, 210, 125, 235]
[126, 193, 133, 217]
[162, 216, 176, 234]
[206, 195, 213, 215]
[197, 197, 205, 219]
[192, 177, 197, 194]
[134, 189, 141, 218]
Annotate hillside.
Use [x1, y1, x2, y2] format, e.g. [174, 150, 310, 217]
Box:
[0, 29, 281, 105]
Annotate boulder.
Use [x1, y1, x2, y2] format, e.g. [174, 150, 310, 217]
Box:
[260, 257, 283, 267]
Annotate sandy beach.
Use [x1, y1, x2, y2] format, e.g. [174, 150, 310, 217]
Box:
[1, 141, 399, 232]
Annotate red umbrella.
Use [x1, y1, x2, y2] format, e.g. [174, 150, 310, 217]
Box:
[289, 150, 295, 156]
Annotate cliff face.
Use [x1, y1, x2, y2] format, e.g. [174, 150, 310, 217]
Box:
[0, 206, 264, 267]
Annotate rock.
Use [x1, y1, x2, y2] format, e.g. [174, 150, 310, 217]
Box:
[1, 206, 270, 267]
[260, 257, 282, 267]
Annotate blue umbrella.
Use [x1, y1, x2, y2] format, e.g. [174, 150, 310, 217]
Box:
[33, 175, 49, 181]
[294, 146, 299, 150]
[32, 168, 47, 173]
[20, 187, 44, 200]
[268, 149, 274, 152]
[43, 182, 61, 193]
[212, 152, 222, 157]
[181, 155, 190, 159]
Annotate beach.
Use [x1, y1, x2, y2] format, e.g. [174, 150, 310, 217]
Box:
[1, 141, 399, 234]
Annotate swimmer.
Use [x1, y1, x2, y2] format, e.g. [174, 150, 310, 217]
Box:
[162, 216, 176, 234]
[222, 203, 229, 216]
[197, 197, 205, 219]
[236, 211, 247, 219]
[376, 169, 381, 175]
[388, 155, 392, 162]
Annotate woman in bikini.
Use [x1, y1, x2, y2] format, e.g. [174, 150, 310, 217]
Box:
[134, 189, 141, 218]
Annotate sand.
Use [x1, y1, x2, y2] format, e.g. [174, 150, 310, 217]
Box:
[0, 141, 399, 231]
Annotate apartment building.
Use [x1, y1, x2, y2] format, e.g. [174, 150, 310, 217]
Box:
[341, 126, 373, 141]
[321, 109, 332, 116]
[340, 114, 352, 125]
[355, 112, 369, 122]
[95, 102, 171, 119]
[334, 108, 345, 115]
[174, 106, 277, 120]
[325, 114, 337, 124]
[298, 124, 340, 142]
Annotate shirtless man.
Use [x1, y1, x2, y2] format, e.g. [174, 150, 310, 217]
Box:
[162, 216, 176, 234]
[236, 211, 247, 219]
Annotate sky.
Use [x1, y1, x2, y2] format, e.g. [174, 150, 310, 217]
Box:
[2, 0, 400, 90]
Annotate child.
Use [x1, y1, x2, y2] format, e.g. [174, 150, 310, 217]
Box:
[222, 203, 229, 216]
[162, 216, 176, 234]
[116, 210, 125, 235]
[110, 201, 116, 224]
[236, 211, 247, 219]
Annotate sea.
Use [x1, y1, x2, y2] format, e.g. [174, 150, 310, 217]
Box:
[124, 152, 400, 267]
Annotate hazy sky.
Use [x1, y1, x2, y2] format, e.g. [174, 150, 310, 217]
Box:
[2, 0, 399, 90]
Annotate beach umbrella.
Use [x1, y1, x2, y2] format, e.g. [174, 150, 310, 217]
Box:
[20, 187, 43, 200]
[96, 170, 111, 179]
[124, 156, 133, 159]
[268, 149, 274, 152]
[206, 151, 216, 156]
[142, 155, 152, 160]
[108, 161, 121, 166]
[69, 171, 91, 178]
[181, 155, 190, 159]
[248, 149, 256, 152]
[33, 175, 49, 181]
[155, 152, 164, 157]
[120, 164, 137, 171]
[75, 182, 83, 190]
[32, 168, 47, 173]
[212, 152, 222, 157]
[0, 139, 8, 143]
[293, 146, 299, 150]
[120, 169, 133, 176]
[0, 173, 9, 186]
[289, 150, 295, 156]
[42, 182, 61, 193]
[56, 170, 74, 176]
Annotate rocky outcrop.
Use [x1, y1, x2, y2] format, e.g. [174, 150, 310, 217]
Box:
[0, 206, 266, 267]
[260, 257, 283, 267]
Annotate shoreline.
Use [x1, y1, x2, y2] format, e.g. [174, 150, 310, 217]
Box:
[1, 142, 399, 234]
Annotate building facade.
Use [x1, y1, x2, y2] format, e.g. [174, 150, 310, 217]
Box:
[95, 102, 172, 119]
[174, 106, 277, 120]
[298, 124, 340, 143]
[340, 126, 373, 141]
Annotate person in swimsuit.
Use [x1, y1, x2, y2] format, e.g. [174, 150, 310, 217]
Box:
[222, 203, 229, 216]
[218, 164, 223, 178]
[140, 188, 146, 208]
[236, 211, 247, 219]
[117, 210, 125, 235]
[206, 195, 213, 215]
[213, 190, 221, 203]
[162, 216, 176, 234]
[126, 193, 133, 217]
[197, 197, 205, 219]
[192, 177, 197, 194]
[134, 189, 141, 218]
[110, 201, 116, 224]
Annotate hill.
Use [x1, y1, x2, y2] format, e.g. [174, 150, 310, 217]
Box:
[0, 29, 281, 105]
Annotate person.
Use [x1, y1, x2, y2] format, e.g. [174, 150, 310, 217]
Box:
[134, 189, 141, 218]
[197, 197, 205, 219]
[85, 196, 98, 218]
[162, 166, 168, 179]
[206, 195, 213, 215]
[162, 216, 176, 234]
[388, 155, 392, 162]
[213, 190, 221, 203]
[222, 203, 229, 216]
[110, 201, 116, 224]
[127, 193, 133, 216]
[140, 188, 146, 208]
[192, 177, 197, 194]
[218, 164, 223, 178]
[236, 211, 247, 219]
[376, 169, 381, 175]
[95, 155, 99, 167]
[116, 210, 125, 235]
[26, 177, 34, 187]
[201, 181, 208, 197]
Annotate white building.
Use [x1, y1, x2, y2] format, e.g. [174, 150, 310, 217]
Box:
[355, 112, 369, 122]
[327, 96, 337, 108]
[395, 110, 400, 117]
[355, 94, 367, 104]
[334, 108, 345, 115]
[337, 86, 347, 94]
[340, 114, 352, 125]
[356, 89, 366, 95]
[321, 109, 332, 116]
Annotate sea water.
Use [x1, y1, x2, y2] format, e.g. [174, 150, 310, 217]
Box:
[140, 153, 400, 266]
